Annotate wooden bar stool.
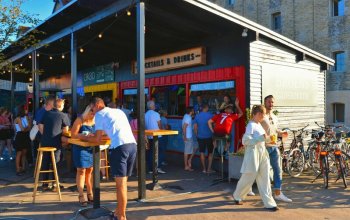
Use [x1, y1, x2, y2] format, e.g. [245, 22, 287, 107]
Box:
[32, 147, 62, 203]
[100, 146, 110, 180]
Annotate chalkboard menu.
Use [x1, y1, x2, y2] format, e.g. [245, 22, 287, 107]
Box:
[82, 64, 115, 86]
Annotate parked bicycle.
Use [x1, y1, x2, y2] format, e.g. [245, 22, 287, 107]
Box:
[310, 123, 350, 188]
[283, 124, 309, 177]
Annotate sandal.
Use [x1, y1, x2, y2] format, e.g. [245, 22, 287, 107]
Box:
[87, 193, 94, 204]
[78, 195, 88, 207]
[109, 212, 118, 220]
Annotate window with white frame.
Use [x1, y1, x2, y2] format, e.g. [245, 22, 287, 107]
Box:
[227, 0, 235, 6]
[332, 0, 345, 16]
[333, 51, 346, 72]
[272, 12, 282, 31]
[333, 103, 345, 123]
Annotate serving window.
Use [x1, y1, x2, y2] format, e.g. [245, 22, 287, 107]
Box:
[189, 81, 236, 114]
[123, 88, 149, 111]
[151, 84, 186, 116]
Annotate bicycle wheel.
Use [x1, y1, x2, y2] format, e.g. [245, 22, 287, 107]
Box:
[287, 148, 305, 177]
[309, 143, 321, 176]
[321, 156, 329, 189]
[336, 155, 348, 188]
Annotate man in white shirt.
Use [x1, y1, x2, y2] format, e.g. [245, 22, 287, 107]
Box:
[182, 107, 195, 171]
[145, 100, 166, 174]
[82, 97, 137, 220]
[261, 95, 292, 203]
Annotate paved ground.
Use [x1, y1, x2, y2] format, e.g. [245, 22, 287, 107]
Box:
[1, 154, 350, 220]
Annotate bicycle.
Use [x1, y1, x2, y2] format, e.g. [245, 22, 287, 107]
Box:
[284, 125, 309, 177]
[311, 123, 350, 188]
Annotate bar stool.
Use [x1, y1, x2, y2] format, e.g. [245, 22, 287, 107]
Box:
[213, 136, 227, 180]
[32, 147, 61, 203]
[100, 146, 110, 180]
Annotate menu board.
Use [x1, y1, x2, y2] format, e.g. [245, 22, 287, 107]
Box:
[82, 64, 115, 86]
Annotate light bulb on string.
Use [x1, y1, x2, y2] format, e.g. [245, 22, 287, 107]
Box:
[29, 77, 32, 82]
[80, 47, 84, 53]
[98, 33, 103, 38]
[37, 53, 40, 57]
[62, 54, 65, 59]
[127, 10, 131, 16]
[29, 55, 32, 59]
[20, 63, 23, 67]
[49, 56, 53, 60]
[15, 67, 17, 71]
[2, 70, 5, 74]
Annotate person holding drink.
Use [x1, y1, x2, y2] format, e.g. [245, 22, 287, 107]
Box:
[233, 105, 279, 211]
[261, 95, 292, 203]
[71, 105, 95, 206]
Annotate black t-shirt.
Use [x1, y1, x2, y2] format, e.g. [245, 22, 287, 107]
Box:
[39, 109, 70, 148]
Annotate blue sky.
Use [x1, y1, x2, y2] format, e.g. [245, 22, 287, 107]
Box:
[21, 0, 55, 21]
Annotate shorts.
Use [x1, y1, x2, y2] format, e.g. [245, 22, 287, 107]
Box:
[110, 143, 137, 177]
[184, 139, 194, 154]
[198, 138, 214, 153]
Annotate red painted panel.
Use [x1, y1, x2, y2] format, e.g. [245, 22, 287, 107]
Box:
[154, 77, 160, 85]
[208, 69, 216, 81]
[193, 72, 200, 82]
[171, 75, 177, 84]
[216, 68, 224, 80]
[200, 70, 208, 82]
[160, 77, 165, 85]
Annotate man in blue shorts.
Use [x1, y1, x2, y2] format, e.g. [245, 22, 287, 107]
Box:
[194, 104, 214, 173]
[82, 97, 136, 220]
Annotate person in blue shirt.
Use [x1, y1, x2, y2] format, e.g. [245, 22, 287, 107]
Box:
[193, 95, 203, 115]
[193, 103, 214, 173]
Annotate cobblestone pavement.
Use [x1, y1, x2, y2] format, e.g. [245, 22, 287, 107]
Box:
[0, 154, 350, 220]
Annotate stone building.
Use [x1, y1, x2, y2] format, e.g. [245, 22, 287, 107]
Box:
[209, 0, 349, 126]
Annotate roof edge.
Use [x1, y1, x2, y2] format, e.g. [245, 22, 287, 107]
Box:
[185, 0, 334, 66]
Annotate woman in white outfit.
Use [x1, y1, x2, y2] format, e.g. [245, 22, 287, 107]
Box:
[233, 105, 279, 211]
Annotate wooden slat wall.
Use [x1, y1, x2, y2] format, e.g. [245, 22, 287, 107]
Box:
[249, 39, 326, 133]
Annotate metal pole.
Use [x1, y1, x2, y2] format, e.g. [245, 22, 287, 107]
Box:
[10, 63, 15, 115]
[71, 32, 77, 121]
[137, 0, 146, 201]
[32, 51, 39, 112]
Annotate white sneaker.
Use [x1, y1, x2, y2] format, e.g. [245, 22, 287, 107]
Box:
[157, 168, 167, 174]
[275, 193, 292, 203]
[247, 191, 255, 196]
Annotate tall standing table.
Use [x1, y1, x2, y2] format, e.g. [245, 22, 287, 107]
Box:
[141, 130, 179, 190]
[68, 137, 111, 219]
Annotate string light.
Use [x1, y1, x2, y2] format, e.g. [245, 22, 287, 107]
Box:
[61, 54, 65, 59]
[80, 47, 84, 53]
[20, 63, 23, 67]
[29, 77, 32, 82]
[98, 33, 103, 38]
[127, 10, 131, 16]
[37, 53, 40, 57]
[49, 56, 53, 60]
[29, 55, 32, 59]
[15, 67, 17, 71]
[2, 70, 5, 74]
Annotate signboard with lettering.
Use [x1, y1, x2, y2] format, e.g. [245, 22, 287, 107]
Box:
[132, 47, 206, 74]
[262, 63, 318, 106]
[82, 64, 115, 86]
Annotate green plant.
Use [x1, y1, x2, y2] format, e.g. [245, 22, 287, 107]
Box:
[233, 147, 245, 156]
[273, 110, 279, 116]
[245, 108, 251, 125]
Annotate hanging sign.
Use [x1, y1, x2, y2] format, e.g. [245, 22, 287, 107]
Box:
[132, 47, 206, 74]
[82, 63, 115, 86]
